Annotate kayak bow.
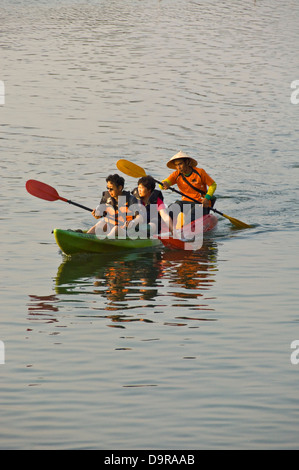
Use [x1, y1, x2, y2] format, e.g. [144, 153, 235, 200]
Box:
[53, 229, 162, 255]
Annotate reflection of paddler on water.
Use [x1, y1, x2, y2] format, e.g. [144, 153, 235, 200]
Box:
[95, 252, 163, 303]
[55, 251, 164, 304]
[161, 239, 218, 293]
[94, 257, 162, 304]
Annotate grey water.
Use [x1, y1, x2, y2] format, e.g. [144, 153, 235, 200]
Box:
[1, 0, 299, 449]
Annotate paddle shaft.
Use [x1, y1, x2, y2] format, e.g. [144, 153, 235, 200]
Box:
[59, 196, 93, 213]
[151, 176, 225, 216]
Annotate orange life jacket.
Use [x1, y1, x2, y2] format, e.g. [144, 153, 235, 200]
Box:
[167, 167, 215, 203]
[100, 191, 138, 226]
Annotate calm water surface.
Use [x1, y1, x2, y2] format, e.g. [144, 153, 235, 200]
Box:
[1, 0, 299, 449]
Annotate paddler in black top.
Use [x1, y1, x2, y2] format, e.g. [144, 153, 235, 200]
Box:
[87, 174, 142, 238]
[132, 175, 174, 236]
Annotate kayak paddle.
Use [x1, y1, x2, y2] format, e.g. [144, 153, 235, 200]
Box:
[116, 159, 252, 229]
[26, 180, 93, 213]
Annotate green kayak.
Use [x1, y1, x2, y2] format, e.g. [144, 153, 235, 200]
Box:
[53, 229, 162, 255]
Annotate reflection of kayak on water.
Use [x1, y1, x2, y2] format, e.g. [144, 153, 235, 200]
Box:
[55, 250, 148, 287]
[55, 238, 219, 305]
[55, 250, 163, 303]
[53, 214, 218, 255]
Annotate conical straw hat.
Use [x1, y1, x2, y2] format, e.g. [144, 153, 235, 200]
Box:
[166, 151, 198, 169]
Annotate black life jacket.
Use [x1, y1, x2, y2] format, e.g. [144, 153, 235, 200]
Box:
[131, 188, 164, 224]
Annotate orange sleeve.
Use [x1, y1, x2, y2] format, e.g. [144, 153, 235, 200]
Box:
[165, 170, 180, 186]
[199, 168, 215, 187]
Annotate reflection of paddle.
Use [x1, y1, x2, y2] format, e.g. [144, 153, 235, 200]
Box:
[26, 180, 93, 212]
[116, 159, 252, 229]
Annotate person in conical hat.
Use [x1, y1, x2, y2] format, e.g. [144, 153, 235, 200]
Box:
[161, 150, 217, 226]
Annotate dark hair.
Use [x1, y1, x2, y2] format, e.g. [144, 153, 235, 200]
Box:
[137, 175, 156, 192]
[106, 174, 125, 189]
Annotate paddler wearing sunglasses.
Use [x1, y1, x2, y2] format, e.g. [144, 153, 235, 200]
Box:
[161, 151, 217, 226]
[87, 174, 142, 238]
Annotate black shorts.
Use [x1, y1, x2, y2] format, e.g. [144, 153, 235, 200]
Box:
[169, 198, 216, 221]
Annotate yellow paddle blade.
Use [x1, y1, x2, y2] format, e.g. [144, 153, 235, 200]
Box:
[222, 212, 252, 229]
[116, 159, 147, 178]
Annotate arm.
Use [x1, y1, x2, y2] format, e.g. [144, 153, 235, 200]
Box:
[161, 178, 172, 190]
[157, 197, 173, 233]
[160, 171, 178, 190]
[159, 208, 174, 234]
[92, 191, 109, 219]
[203, 181, 217, 208]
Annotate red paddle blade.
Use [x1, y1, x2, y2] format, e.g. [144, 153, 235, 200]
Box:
[26, 180, 61, 202]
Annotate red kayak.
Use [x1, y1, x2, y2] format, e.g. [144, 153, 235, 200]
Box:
[157, 213, 218, 250]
